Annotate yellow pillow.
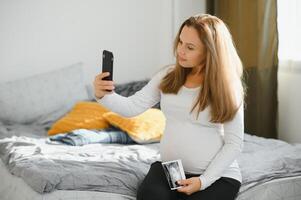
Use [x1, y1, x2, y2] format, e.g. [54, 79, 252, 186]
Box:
[48, 101, 110, 135]
[103, 108, 166, 144]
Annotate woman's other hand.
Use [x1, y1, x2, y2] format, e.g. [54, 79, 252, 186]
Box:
[177, 177, 202, 195]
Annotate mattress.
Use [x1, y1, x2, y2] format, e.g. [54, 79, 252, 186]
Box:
[0, 159, 135, 200]
[1, 158, 301, 200]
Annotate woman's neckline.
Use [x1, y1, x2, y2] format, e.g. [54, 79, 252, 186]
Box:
[182, 85, 202, 91]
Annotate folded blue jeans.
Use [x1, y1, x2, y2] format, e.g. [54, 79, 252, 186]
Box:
[48, 126, 135, 146]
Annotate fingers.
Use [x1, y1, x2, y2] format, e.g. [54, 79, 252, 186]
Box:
[93, 83, 115, 93]
[177, 178, 200, 195]
[178, 188, 191, 195]
[177, 185, 193, 195]
[94, 73, 114, 85]
[96, 81, 114, 87]
[96, 72, 110, 80]
[177, 179, 189, 186]
[100, 85, 115, 91]
[177, 179, 190, 194]
[94, 73, 114, 87]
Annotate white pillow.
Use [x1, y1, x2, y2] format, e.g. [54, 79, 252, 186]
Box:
[0, 62, 89, 124]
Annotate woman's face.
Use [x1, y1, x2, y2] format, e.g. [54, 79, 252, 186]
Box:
[176, 25, 206, 72]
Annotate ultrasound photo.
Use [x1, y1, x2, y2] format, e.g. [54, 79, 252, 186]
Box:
[162, 159, 186, 190]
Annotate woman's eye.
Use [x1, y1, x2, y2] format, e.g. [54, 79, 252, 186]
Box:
[188, 46, 194, 50]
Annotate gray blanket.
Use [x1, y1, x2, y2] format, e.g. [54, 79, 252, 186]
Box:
[1, 132, 301, 197]
[237, 134, 301, 194]
[0, 135, 160, 196]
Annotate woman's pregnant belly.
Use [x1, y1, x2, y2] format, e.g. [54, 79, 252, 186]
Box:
[160, 121, 224, 174]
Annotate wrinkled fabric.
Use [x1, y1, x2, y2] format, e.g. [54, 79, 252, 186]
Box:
[0, 135, 160, 196]
[0, 132, 301, 197]
[48, 127, 135, 146]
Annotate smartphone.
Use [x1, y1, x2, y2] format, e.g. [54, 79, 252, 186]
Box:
[102, 50, 114, 81]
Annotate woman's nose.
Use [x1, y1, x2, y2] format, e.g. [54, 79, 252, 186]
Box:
[177, 46, 185, 56]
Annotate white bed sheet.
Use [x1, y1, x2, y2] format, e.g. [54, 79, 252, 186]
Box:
[0, 159, 135, 200]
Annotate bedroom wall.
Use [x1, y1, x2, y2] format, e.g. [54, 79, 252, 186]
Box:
[0, 0, 206, 85]
[278, 66, 301, 143]
[1, 1, 300, 143]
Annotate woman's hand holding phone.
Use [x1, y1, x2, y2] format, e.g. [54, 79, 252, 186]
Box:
[93, 72, 115, 99]
[94, 50, 114, 99]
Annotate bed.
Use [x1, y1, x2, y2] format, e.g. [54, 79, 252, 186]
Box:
[1, 63, 301, 200]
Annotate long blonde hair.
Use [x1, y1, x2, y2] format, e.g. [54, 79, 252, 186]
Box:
[159, 14, 244, 123]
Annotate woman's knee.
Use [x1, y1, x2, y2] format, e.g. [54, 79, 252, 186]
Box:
[137, 161, 175, 200]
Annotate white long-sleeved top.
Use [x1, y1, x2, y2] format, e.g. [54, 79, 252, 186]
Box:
[96, 66, 244, 190]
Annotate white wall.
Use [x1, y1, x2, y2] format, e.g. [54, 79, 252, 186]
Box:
[5, 0, 299, 143]
[0, 0, 206, 85]
[173, 0, 206, 37]
[278, 63, 301, 143]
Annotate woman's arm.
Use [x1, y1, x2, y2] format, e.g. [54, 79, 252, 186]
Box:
[96, 67, 170, 117]
[199, 89, 244, 190]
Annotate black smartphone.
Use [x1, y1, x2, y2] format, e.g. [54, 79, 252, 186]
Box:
[102, 50, 114, 81]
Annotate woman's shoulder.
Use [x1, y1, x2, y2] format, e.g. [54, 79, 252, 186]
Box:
[144, 65, 176, 86]
[159, 64, 175, 74]
[156, 64, 175, 76]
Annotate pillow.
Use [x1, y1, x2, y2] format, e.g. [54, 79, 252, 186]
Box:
[0, 62, 88, 124]
[103, 108, 166, 144]
[114, 80, 149, 97]
[113, 80, 160, 109]
[85, 80, 149, 101]
[48, 101, 110, 135]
